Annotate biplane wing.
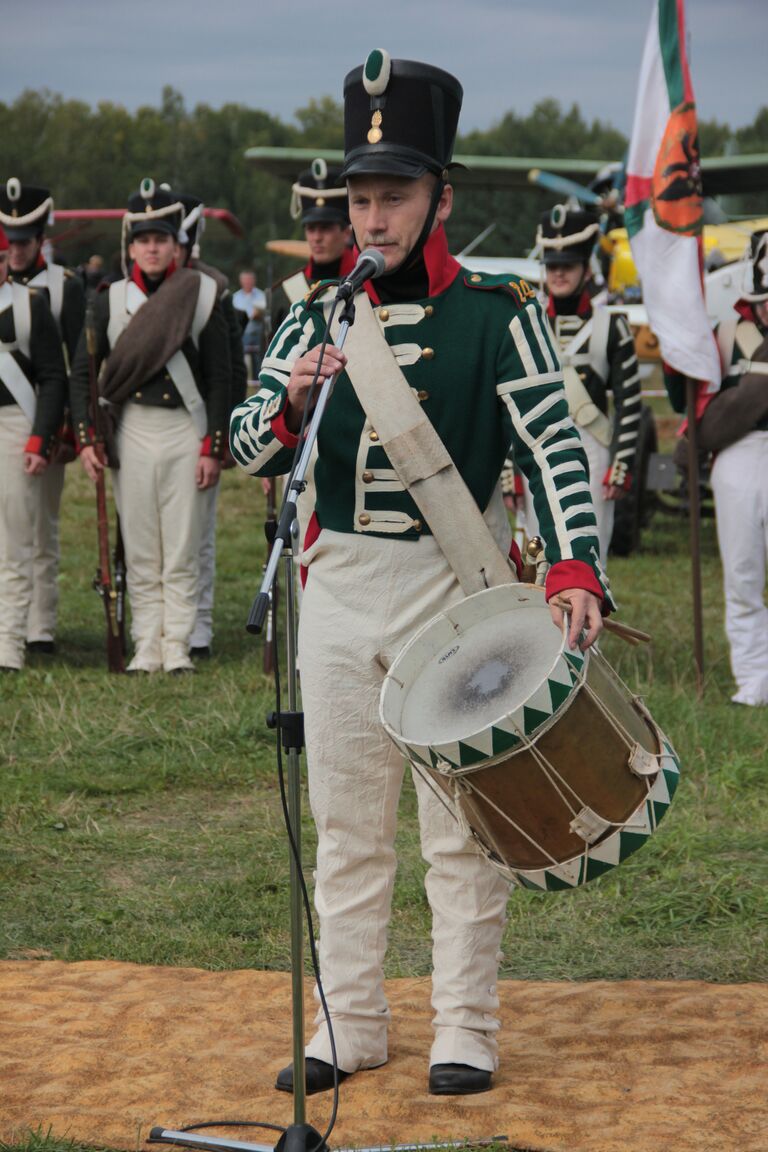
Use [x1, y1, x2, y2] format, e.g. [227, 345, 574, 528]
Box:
[245, 145, 768, 197]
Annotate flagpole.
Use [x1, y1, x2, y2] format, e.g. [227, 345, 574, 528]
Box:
[685, 377, 705, 696]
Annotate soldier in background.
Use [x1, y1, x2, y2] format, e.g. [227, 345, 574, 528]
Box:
[666, 229, 768, 707]
[0, 179, 85, 654]
[521, 205, 641, 567]
[280, 158, 355, 311]
[266, 163, 356, 560]
[0, 224, 67, 670]
[70, 181, 230, 674]
[174, 190, 248, 658]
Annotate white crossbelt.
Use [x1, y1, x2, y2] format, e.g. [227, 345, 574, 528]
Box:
[554, 313, 612, 448]
[336, 291, 514, 596]
[0, 281, 36, 423]
[107, 273, 217, 437]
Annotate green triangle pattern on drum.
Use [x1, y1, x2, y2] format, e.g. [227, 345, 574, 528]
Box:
[457, 740, 488, 768]
[548, 676, 573, 713]
[585, 853, 618, 883]
[544, 856, 584, 890]
[617, 827, 651, 862]
[491, 724, 521, 756]
[523, 704, 552, 735]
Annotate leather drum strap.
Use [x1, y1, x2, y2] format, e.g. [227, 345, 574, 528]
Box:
[336, 291, 514, 596]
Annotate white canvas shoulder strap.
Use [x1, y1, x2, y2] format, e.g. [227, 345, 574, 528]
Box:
[336, 292, 514, 596]
[30, 263, 65, 324]
[283, 270, 310, 305]
[0, 282, 36, 422]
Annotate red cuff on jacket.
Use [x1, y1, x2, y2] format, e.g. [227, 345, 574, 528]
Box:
[271, 408, 300, 448]
[545, 559, 607, 608]
[25, 435, 44, 456]
[299, 510, 322, 589]
[509, 537, 523, 580]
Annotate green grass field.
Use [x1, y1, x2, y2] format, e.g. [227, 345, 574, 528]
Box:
[2, 461, 766, 989]
[1, 455, 767, 1152]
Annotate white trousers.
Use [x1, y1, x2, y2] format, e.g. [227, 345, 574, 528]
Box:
[113, 405, 203, 673]
[523, 427, 612, 568]
[710, 431, 768, 705]
[298, 529, 511, 1074]
[189, 484, 218, 650]
[0, 406, 38, 669]
[26, 460, 65, 643]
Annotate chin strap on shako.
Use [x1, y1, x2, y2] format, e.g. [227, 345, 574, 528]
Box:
[380, 172, 446, 279]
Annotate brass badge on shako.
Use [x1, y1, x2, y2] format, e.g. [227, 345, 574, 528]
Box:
[368, 110, 383, 144]
[363, 49, 391, 144]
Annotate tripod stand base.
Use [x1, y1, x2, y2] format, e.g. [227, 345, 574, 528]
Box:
[275, 1124, 328, 1152]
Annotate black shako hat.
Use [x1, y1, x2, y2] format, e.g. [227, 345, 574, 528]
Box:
[536, 205, 600, 266]
[291, 158, 349, 226]
[340, 49, 463, 180]
[0, 179, 53, 240]
[125, 179, 184, 240]
[743, 228, 768, 302]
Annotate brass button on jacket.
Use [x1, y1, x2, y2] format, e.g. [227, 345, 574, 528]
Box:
[421, 347, 435, 360]
[424, 305, 434, 317]
[369, 430, 379, 442]
[362, 470, 374, 483]
[379, 308, 390, 322]
[358, 512, 371, 526]
[417, 390, 429, 402]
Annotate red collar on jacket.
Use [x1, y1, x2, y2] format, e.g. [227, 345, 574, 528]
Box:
[734, 298, 766, 326]
[303, 246, 357, 284]
[361, 224, 461, 305]
[546, 288, 592, 319]
[131, 260, 177, 294]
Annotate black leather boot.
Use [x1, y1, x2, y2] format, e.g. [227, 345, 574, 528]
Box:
[428, 1063, 492, 1095]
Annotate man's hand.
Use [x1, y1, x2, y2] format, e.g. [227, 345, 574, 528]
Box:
[549, 588, 603, 651]
[196, 455, 221, 491]
[285, 344, 347, 432]
[24, 452, 47, 476]
[79, 444, 106, 483]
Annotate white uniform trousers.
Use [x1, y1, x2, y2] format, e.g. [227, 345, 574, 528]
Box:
[112, 405, 203, 673]
[26, 460, 65, 644]
[189, 484, 218, 650]
[523, 427, 612, 567]
[710, 431, 768, 706]
[0, 406, 38, 669]
[298, 528, 511, 1074]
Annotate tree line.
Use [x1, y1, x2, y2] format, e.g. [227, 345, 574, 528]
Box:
[2, 85, 766, 283]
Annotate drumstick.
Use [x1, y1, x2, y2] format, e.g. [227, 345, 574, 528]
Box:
[550, 594, 651, 646]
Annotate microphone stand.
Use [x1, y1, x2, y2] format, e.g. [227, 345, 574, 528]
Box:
[148, 291, 509, 1152]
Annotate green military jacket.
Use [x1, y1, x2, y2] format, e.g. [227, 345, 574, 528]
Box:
[231, 228, 608, 598]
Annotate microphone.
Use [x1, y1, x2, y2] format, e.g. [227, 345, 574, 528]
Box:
[336, 247, 386, 300]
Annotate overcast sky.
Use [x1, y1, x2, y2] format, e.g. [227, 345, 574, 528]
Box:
[4, 0, 766, 137]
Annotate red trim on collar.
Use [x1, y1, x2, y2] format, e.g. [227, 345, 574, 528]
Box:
[546, 289, 592, 319]
[735, 299, 758, 323]
[130, 260, 177, 293]
[361, 225, 461, 306]
[36, 253, 47, 270]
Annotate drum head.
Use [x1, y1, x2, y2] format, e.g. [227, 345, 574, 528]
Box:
[381, 585, 576, 762]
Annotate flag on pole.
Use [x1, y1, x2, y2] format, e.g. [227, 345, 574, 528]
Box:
[625, 0, 721, 400]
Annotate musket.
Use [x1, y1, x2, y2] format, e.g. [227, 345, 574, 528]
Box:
[86, 304, 125, 673]
[262, 476, 278, 674]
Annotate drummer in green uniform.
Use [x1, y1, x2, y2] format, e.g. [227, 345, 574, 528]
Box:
[232, 49, 608, 1097]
